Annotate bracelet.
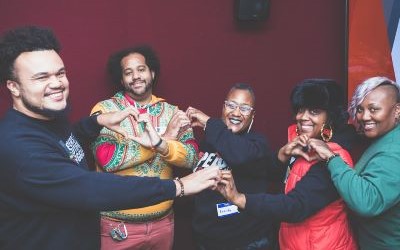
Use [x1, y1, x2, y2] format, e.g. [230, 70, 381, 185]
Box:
[152, 138, 163, 150]
[326, 154, 340, 166]
[174, 177, 185, 197]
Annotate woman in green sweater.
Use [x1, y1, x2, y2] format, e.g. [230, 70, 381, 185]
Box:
[308, 76, 400, 250]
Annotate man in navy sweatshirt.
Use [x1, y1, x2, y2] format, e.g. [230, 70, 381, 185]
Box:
[0, 26, 220, 250]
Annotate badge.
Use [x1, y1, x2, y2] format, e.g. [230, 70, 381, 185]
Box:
[216, 202, 240, 217]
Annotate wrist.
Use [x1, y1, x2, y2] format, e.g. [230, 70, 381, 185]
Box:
[203, 117, 210, 131]
[153, 139, 169, 155]
[326, 153, 339, 166]
[174, 177, 184, 197]
[277, 152, 287, 163]
[151, 138, 163, 150]
[92, 111, 103, 126]
[233, 193, 246, 209]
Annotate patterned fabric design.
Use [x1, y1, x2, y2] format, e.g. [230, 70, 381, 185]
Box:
[101, 207, 172, 222]
[91, 92, 197, 221]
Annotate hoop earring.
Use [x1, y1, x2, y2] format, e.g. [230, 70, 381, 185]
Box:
[295, 126, 300, 136]
[320, 123, 333, 142]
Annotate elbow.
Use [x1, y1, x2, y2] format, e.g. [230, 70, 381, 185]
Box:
[350, 205, 384, 217]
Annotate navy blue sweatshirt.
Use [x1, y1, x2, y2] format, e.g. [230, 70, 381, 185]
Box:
[0, 109, 176, 250]
[192, 118, 281, 249]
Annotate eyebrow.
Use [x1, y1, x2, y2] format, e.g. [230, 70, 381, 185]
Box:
[30, 67, 66, 79]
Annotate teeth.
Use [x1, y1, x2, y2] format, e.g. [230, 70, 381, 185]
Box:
[301, 125, 313, 131]
[229, 118, 241, 124]
[363, 123, 375, 130]
[47, 92, 63, 99]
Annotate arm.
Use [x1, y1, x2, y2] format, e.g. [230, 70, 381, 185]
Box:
[308, 138, 400, 216]
[72, 115, 102, 140]
[6, 140, 220, 212]
[204, 118, 267, 166]
[75, 106, 140, 140]
[219, 163, 340, 222]
[327, 153, 400, 216]
[160, 125, 198, 168]
[159, 107, 198, 168]
[90, 104, 155, 172]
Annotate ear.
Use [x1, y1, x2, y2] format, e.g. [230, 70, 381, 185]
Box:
[395, 103, 400, 120]
[151, 70, 155, 80]
[6, 80, 20, 97]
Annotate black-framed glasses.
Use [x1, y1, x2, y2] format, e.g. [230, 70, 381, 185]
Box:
[224, 100, 254, 115]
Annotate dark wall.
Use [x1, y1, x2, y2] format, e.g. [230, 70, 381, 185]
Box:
[0, 0, 346, 149]
[0, 1, 346, 249]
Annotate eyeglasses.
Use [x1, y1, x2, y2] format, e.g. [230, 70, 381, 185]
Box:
[224, 100, 254, 115]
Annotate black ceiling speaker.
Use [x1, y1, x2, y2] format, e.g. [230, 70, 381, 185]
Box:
[236, 0, 270, 21]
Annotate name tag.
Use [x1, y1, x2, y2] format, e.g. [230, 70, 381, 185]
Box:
[216, 202, 240, 217]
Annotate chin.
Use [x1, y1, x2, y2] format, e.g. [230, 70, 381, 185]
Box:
[230, 126, 245, 134]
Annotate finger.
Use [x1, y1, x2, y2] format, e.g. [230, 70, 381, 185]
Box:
[218, 179, 230, 186]
[307, 153, 320, 162]
[126, 135, 140, 143]
[190, 121, 202, 128]
[123, 106, 139, 120]
[221, 172, 232, 179]
[113, 127, 128, 138]
[185, 106, 194, 114]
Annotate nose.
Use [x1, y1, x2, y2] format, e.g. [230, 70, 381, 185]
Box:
[297, 110, 310, 120]
[132, 71, 141, 80]
[359, 110, 371, 121]
[231, 106, 241, 115]
[48, 75, 63, 88]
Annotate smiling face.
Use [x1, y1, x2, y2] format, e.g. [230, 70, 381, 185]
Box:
[295, 108, 328, 139]
[7, 50, 69, 120]
[222, 88, 255, 133]
[356, 85, 400, 138]
[120, 53, 155, 104]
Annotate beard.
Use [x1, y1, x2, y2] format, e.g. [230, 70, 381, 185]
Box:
[21, 95, 71, 119]
[125, 79, 153, 100]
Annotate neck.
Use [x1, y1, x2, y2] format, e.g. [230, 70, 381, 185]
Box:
[12, 102, 52, 121]
[125, 92, 152, 106]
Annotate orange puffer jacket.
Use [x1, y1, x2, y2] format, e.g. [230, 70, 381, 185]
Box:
[279, 125, 357, 250]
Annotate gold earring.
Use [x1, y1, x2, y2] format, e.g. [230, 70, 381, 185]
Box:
[320, 123, 333, 142]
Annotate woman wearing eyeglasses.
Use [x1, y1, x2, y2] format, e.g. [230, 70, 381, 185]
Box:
[186, 83, 280, 250]
[218, 79, 358, 250]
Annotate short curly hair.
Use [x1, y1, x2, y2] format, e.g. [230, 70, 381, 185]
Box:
[290, 78, 349, 130]
[0, 26, 60, 84]
[107, 45, 160, 88]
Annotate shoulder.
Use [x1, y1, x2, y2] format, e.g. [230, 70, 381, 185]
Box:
[91, 92, 126, 114]
[246, 130, 268, 144]
[332, 124, 358, 151]
[159, 100, 177, 111]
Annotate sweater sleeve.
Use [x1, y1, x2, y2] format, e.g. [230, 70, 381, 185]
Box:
[90, 103, 155, 172]
[160, 121, 198, 168]
[72, 115, 102, 140]
[6, 139, 176, 212]
[327, 152, 400, 217]
[244, 162, 340, 222]
[204, 118, 267, 166]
